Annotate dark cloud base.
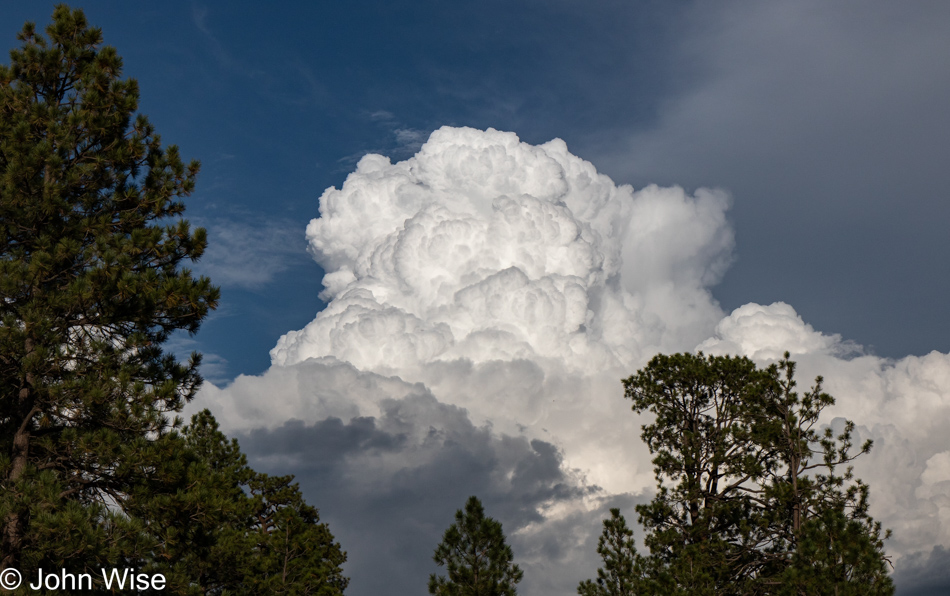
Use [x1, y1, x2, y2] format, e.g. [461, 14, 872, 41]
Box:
[237, 392, 618, 596]
[892, 546, 950, 596]
[236, 393, 938, 595]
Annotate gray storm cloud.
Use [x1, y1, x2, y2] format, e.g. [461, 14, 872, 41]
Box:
[199, 126, 949, 595]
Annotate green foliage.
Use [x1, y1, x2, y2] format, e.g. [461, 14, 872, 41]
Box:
[243, 470, 349, 595]
[429, 496, 523, 596]
[775, 506, 892, 596]
[129, 411, 349, 595]
[578, 508, 640, 596]
[622, 352, 893, 595]
[0, 3, 217, 571]
[0, 9, 348, 595]
[124, 410, 256, 593]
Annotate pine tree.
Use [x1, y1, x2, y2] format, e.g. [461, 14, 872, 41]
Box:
[761, 356, 892, 595]
[243, 471, 349, 595]
[578, 508, 640, 596]
[124, 410, 257, 593]
[0, 4, 218, 571]
[622, 352, 894, 595]
[623, 353, 769, 594]
[0, 8, 351, 592]
[129, 411, 349, 595]
[429, 496, 523, 596]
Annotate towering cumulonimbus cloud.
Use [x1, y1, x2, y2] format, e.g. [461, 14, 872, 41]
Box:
[271, 126, 732, 374]
[199, 127, 950, 596]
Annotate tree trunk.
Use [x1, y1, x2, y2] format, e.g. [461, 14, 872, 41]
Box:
[2, 338, 36, 567]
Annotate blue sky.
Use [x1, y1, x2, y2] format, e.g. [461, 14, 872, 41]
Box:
[6, 1, 948, 381]
[0, 1, 678, 379]
[4, 2, 950, 594]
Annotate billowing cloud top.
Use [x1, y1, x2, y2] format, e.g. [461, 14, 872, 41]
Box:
[201, 127, 950, 596]
[272, 126, 732, 375]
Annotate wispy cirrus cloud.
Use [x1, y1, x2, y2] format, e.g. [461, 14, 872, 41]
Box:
[192, 217, 308, 289]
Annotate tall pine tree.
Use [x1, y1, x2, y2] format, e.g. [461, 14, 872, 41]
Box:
[622, 352, 893, 595]
[429, 496, 523, 596]
[578, 508, 640, 596]
[0, 3, 218, 570]
[127, 411, 349, 594]
[1, 9, 351, 592]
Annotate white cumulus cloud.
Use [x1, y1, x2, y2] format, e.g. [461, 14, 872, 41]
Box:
[272, 126, 731, 375]
[700, 300, 950, 566]
[198, 126, 948, 595]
